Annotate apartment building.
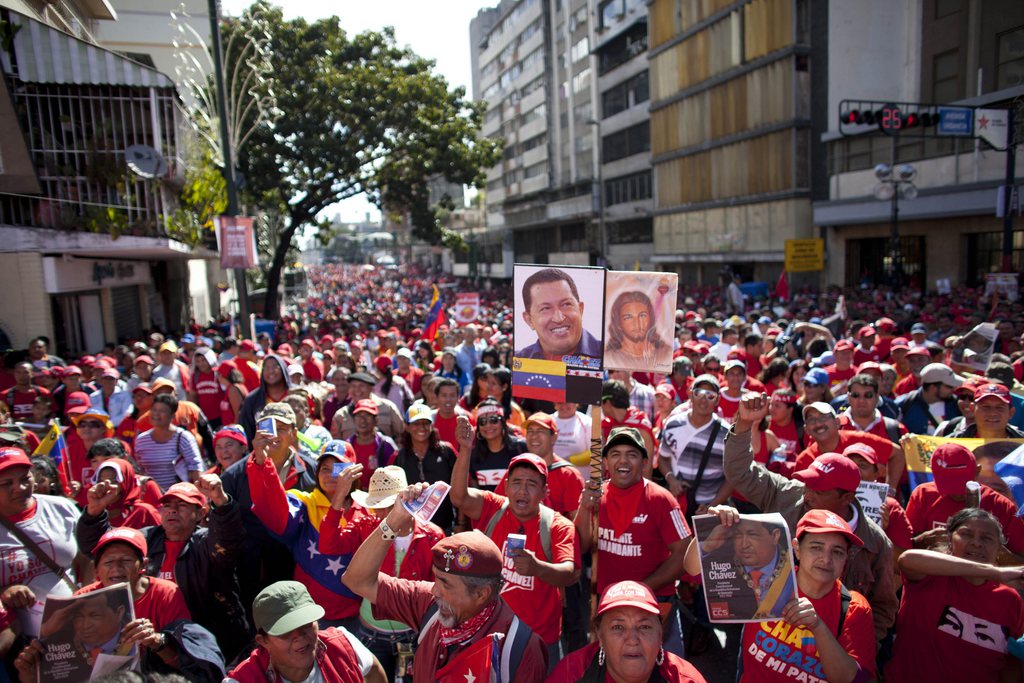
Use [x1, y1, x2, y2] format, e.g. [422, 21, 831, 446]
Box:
[813, 0, 1023, 288]
[647, 0, 820, 287]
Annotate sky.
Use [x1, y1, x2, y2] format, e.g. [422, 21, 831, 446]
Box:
[220, 0, 489, 225]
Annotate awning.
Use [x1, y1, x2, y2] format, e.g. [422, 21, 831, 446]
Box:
[1, 10, 172, 88]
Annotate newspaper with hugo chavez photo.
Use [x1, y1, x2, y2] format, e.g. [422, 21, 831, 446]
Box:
[37, 582, 138, 682]
[693, 512, 798, 623]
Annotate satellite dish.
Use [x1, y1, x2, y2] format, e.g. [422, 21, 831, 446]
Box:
[124, 145, 168, 179]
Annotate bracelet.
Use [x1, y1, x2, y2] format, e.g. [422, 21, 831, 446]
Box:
[152, 633, 168, 653]
[379, 518, 397, 541]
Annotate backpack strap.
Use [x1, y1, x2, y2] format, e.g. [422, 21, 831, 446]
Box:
[483, 499, 510, 538]
[484, 500, 555, 562]
[882, 417, 901, 444]
[417, 603, 440, 646]
[548, 460, 572, 471]
[836, 584, 852, 636]
[499, 616, 534, 682]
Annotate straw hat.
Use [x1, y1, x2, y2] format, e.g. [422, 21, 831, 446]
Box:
[350, 466, 407, 509]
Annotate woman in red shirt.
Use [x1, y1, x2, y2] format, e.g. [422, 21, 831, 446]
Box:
[88, 458, 161, 529]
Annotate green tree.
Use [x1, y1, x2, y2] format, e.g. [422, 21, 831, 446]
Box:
[226, 3, 500, 318]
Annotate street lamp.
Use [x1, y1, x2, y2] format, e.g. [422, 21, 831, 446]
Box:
[586, 119, 608, 267]
[873, 162, 917, 286]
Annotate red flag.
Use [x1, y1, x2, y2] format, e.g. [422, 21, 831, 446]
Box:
[774, 270, 789, 301]
[437, 633, 498, 683]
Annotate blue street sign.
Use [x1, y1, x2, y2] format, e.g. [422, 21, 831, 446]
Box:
[937, 106, 973, 136]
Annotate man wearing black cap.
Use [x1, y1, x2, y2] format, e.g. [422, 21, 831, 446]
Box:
[576, 426, 691, 657]
[330, 372, 404, 440]
[226, 580, 385, 682]
[452, 425, 580, 662]
[343, 491, 548, 681]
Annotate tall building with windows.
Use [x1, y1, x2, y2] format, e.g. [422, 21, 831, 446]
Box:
[813, 0, 1023, 289]
[471, 0, 654, 273]
[647, 0, 818, 286]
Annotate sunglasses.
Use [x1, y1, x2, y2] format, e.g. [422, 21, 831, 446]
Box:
[77, 421, 105, 429]
[478, 416, 503, 426]
[692, 388, 718, 400]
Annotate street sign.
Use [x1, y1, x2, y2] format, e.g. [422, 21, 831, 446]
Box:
[784, 239, 825, 272]
[937, 106, 973, 136]
[975, 108, 1009, 150]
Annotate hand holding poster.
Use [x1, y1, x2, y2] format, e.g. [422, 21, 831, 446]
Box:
[855, 481, 890, 524]
[693, 512, 797, 623]
[951, 322, 998, 371]
[38, 583, 137, 682]
[402, 481, 451, 524]
[603, 271, 678, 374]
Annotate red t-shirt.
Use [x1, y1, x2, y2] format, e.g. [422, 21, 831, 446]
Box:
[741, 578, 876, 682]
[302, 358, 324, 383]
[883, 497, 914, 550]
[547, 641, 707, 683]
[433, 410, 473, 449]
[192, 371, 222, 422]
[838, 413, 907, 443]
[886, 574, 1024, 682]
[853, 345, 881, 366]
[494, 461, 585, 518]
[398, 367, 424, 396]
[471, 492, 580, 645]
[351, 440, 379, 489]
[794, 431, 895, 472]
[1, 387, 50, 420]
[159, 539, 186, 582]
[893, 374, 920, 397]
[905, 482, 1024, 553]
[601, 407, 654, 444]
[824, 364, 856, 392]
[597, 480, 690, 598]
[236, 359, 261, 393]
[76, 577, 190, 631]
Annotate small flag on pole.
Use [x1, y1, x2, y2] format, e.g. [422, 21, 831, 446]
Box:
[511, 357, 566, 403]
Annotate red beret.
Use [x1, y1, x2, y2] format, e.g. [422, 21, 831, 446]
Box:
[432, 532, 503, 579]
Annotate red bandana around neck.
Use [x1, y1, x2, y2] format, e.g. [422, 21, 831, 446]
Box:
[605, 479, 645, 537]
[437, 599, 498, 647]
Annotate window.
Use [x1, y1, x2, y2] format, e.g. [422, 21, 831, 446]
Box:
[608, 219, 652, 244]
[524, 162, 546, 179]
[573, 102, 592, 124]
[997, 27, 1024, 90]
[604, 170, 651, 206]
[601, 70, 648, 118]
[966, 231, 1024, 286]
[600, 0, 625, 29]
[602, 121, 650, 162]
[572, 68, 592, 95]
[597, 21, 647, 75]
[571, 37, 590, 63]
[932, 49, 960, 103]
[560, 224, 586, 252]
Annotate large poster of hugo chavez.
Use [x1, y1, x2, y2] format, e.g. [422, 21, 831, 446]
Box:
[693, 512, 797, 623]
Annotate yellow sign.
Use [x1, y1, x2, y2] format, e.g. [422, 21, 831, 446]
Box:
[784, 239, 825, 272]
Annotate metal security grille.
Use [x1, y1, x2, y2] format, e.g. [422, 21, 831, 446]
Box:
[111, 285, 143, 343]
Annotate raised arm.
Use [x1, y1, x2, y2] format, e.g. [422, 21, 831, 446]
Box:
[449, 415, 485, 521]
[899, 549, 1024, 584]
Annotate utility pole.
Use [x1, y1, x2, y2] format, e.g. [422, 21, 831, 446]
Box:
[1001, 108, 1016, 273]
[208, 0, 250, 336]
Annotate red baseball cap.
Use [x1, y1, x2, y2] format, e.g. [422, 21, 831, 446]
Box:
[217, 359, 237, 380]
[930, 442, 977, 497]
[889, 337, 910, 351]
[856, 361, 882, 375]
[160, 482, 207, 507]
[507, 453, 548, 480]
[0, 447, 31, 474]
[597, 580, 659, 617]
[353, 399, 378, 416]
[793, 453, 861, 492]
[974, 383, 1011, 405]
[133, 355, 154, 366]
[955, 376, 986, 397]
[654, 384, 676, 400]
[842, 442, 879, 466]
[833, 340, 854, 353]
[906, 346, 931, 359]
[875, 317, 896, 331]
[64, 391, 91, 415]
[796, 509, 863, 547]
[300, 338, 315, 349]
[63, 365, 83, 376]
[101, 368, 120, 380]
[239, 339, 257, 351]
[374, 355, 393, 373]
[94, 527, 148, 560]
[857, 326, 876, 339]
[214, 424, 248, 447]
[523, 412, 558, 434]
[132, 383, 153, 395]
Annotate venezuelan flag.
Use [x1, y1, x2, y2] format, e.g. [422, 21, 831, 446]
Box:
[420, 285, 446, 342]
[511, 357, 566, 403]
[33, 419, 67, 467]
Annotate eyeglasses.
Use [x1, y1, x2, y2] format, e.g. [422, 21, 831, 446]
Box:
[77, 421, 105, 429]
[478, 416, 503, 426]
[848, 392, 875, 400]
[692, 388, 718, 400]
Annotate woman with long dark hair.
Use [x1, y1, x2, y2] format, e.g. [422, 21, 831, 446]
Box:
[468, 398, 527, 491]
[458, 363, 494, 412]
[390, 404, 457, 531]
[490, 367, 525, 428]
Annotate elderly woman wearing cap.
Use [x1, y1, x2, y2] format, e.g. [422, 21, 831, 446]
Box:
[83, 458, 161, 530]
[546, 581, 706, 682]
[319, 465, 444, 677]
[249, 431, 369, 632]
[16, 525, 227, 681]
[226, 580, 385, 682]
[209, 424, 248, 475]
[886, 508, 1024, 682]
[343, 495, 549, 681]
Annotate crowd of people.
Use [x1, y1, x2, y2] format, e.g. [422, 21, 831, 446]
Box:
[0, 262, 1022, 682]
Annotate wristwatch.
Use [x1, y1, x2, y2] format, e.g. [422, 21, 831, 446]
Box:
[379, 518, 397, 541]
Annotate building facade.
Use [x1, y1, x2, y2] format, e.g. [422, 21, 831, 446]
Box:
[813, 0, 1024, 289]
[647, 0, 819, 287]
